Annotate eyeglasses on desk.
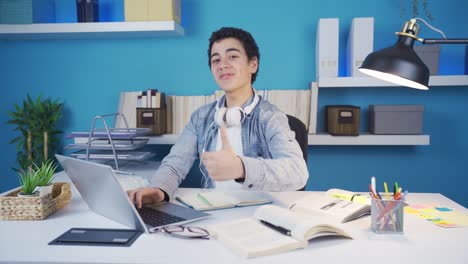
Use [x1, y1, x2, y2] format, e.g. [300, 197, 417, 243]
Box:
[160, 225, 210, 240]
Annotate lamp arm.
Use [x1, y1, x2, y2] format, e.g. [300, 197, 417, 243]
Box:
[422, 38, 468, 44]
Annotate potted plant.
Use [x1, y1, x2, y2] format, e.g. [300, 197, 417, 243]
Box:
[34, 160, 58, 197]
[7, 94, 64, 171]
[17, 168, 40, 197]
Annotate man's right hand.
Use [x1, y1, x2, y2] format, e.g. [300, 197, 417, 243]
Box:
[126, 187, 165, 209]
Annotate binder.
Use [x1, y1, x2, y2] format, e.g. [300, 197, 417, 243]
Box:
[124, 0, 181, 23]
[76, 0, 86, 22]
[346, 17, 374, 77]
[0, 0, 33, 24]
[124, 0, 148, 21]
[464, 45, 468, 75]
[32, 0, 55, 23]
[316, 18, 339, 78]
[148, 0, 181, 24]
[84, 0, 99, 22]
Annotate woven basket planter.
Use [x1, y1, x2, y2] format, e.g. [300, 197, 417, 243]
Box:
[0, 182, 72, 220]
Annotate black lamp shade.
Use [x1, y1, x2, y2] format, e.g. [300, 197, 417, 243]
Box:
[359, 35, 430, 90]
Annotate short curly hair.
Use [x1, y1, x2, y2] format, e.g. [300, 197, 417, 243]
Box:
[208, 27, 260, 84]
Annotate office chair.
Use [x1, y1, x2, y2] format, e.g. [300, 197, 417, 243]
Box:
[180, 115, 309, 190]
[286, 114, 308, 191]
[286, 115, 308, 163]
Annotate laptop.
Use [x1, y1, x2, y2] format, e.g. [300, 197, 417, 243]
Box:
[56, 154, 210, 233]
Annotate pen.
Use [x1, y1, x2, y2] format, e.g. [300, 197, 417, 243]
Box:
[260, 220, 291, 236]
[394, 192, 402, 200]
[371, 176, 376, 194]
[368, 184, 379, 199]
[394, 182, 399, 197]
[197, 193, 213, 206]
[384, 182, 390, 200]
[371, 177, 382, 199]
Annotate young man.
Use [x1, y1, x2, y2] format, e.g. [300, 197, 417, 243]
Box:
[127, 27, 308, 208]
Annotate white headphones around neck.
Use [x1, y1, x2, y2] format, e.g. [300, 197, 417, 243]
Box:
[214, 91, 259, 128]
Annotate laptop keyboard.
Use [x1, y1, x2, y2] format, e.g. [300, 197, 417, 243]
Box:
[137, 206, 186, 227]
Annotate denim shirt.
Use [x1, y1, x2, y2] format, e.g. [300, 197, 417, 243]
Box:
[150, 95, 309, 199]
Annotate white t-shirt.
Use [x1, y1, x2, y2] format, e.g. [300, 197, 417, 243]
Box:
[213, 125, 243, 190]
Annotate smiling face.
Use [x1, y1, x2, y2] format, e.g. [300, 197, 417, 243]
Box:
[209, 38, 258, 95]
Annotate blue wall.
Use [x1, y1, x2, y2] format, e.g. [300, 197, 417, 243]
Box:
[1, 0, 468, 206]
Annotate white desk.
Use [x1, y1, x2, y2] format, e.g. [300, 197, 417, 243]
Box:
[1, 172, 468, 264]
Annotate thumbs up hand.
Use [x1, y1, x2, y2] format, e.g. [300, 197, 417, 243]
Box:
[201, 127, 245, 181]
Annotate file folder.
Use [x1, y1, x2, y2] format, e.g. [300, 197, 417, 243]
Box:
[346, 17, 374, 77]
[316, 18, 339, 78]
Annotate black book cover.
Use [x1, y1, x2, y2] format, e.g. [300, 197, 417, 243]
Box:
[76, 0, 86, 22]
[84, 0, 99, 22]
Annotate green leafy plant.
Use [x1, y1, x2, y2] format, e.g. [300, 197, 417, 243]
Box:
[34, 160, 58, 187]
[7, 94, 64, 171]
[400, 0, 434, 21]
[18, 168, 39, 195]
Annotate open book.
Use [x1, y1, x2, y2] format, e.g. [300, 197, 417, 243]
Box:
[175, 191, 272, 211]
[208, 204, 352, 258]
[290, 188, 371, 223]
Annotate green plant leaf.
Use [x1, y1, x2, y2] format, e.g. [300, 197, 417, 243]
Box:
[18, 168, 39, 194]
[7, 94, 64, 174]
[35, 159, 57, 186]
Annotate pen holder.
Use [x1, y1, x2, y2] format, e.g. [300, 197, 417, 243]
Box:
[371, 197, 404, 234]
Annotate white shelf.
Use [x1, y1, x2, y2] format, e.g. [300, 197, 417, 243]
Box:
[318, 75, 468, 88]
[308, 133, 430, 146]
[0, 21, 184, 40]
[100, 133, 428, 146]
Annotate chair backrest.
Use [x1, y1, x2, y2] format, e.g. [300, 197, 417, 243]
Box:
[286, 115, 308, 162]
[286, 114, 308, 191]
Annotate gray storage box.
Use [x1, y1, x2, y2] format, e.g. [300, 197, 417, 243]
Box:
[369, 105, 424, 135]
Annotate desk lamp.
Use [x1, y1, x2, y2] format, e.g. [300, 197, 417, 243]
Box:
[359, 18, 468, 90]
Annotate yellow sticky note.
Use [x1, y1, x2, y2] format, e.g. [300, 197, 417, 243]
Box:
[439, 211, 468, 227]
[404, 206, 419, 214]
[433, 221, 459, 228]
[419, 213, 435, 219]
[419, 208, 438, 214]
